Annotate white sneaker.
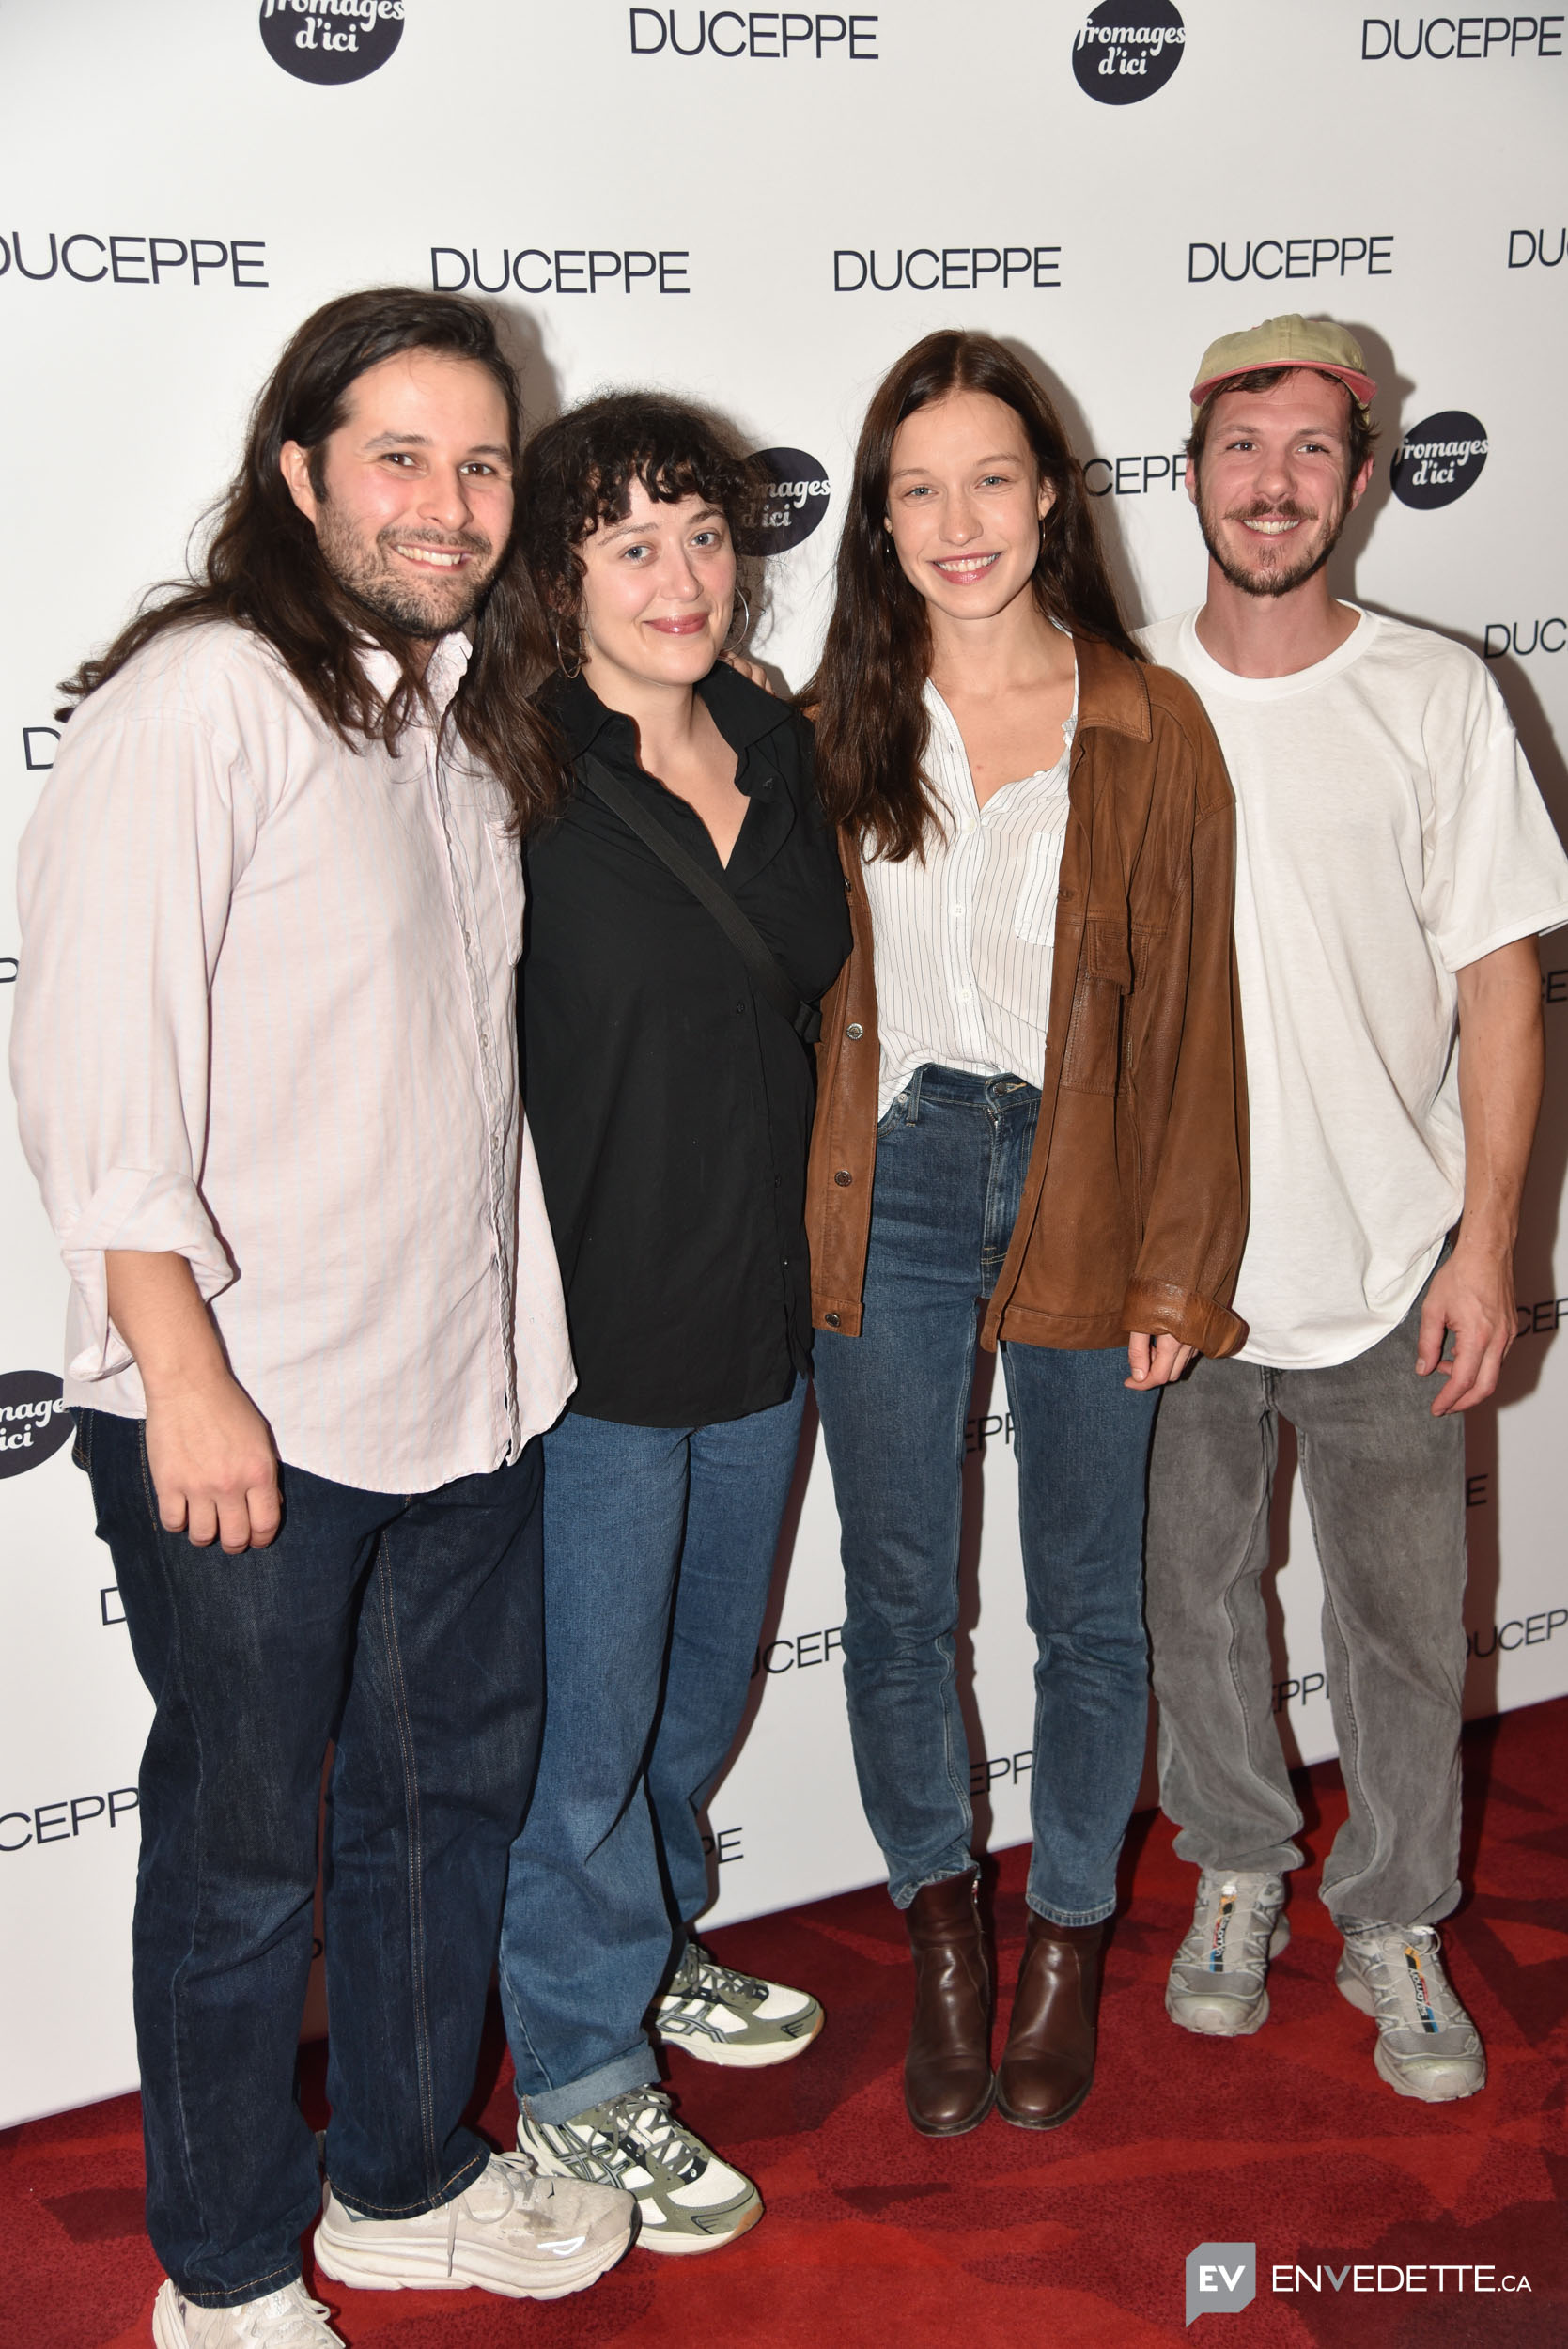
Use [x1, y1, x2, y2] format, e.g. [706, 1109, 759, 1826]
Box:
[1337, 1922, 1487, 2102]
[518, 2088, 762, 2255]
[151, 2279, 342, 2347]
[1165, 1870, 1290, 2036]
[654, 1939, 824, 2068]
[312, 2151, 632, 2299]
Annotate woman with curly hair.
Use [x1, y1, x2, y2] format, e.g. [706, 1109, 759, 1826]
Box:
[494, 393, 849, 2251]
[805, 333, 1249, 2141]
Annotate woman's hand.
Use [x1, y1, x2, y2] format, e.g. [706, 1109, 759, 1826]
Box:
[1126, 1332, 1195, 1391]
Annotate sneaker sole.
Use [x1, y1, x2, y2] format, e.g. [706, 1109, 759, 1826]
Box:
[312, 2218, 631, 2300]
[632, 2193, 765, 2255]
[661, 2011, 824, 2069]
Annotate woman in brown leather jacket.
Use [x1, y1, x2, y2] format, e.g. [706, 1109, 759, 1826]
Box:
[804, 332, 1248, 2141]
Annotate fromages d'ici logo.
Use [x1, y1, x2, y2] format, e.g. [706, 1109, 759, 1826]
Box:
[0, 1373, 73, 1480]
[1073, 3, 1186, 102]
[259, 0, 404, 85]
[739, 449, 831, 556]
[1390, 410, 1489, 509]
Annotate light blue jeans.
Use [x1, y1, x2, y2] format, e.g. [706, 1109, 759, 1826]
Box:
[813, 1066, 1158, 1926]
[497, 1379, 806, 2123]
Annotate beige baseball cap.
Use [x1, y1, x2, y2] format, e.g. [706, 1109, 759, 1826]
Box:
[1189, 314, 1376, 420]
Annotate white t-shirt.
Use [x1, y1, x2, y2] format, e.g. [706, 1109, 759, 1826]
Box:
[1141, 606, 1568, 1369]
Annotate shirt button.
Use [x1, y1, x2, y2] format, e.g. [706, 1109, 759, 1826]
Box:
[824, 1311, 842, 1328]
[846, 1022, 863, 1040]
[735, 1001, 745, 1015]
[834, 1169, 853, 1186]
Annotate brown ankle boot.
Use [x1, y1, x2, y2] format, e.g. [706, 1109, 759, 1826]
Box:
[903, 1873, 995, 2136]
[995, 1910, 1108, 2130]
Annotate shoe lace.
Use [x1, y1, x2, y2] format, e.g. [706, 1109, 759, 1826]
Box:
[680, 1943, 768, 2008]
[1349, 1926, 1465, 2034]
[586, 2089, 708, 2186]
[1189, 1874, 1280, 1975]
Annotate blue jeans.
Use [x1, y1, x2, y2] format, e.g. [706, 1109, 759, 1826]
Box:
[812, 1066, 1158, 1925]
[497, 1380, 806, 2123]
[74, 1408, 544, 2309]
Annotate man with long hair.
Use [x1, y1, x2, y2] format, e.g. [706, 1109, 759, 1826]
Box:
[10, 288, 631, 2347]
[1142, 315, 1568, 2103]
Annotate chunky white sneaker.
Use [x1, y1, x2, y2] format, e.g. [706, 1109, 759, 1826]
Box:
[1165, 1869, 1290, 2036]
[312, 2151, 632, 2299]
[654, 1939, 824, 2068]
[518, 2087, 761, 2255]
[1336, 1922, 1486, 2102]
[151, 2278, 343, 2347]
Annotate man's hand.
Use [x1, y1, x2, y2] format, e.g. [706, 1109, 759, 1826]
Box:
[1416, 1241, 1516, 1415]
[144, 1374, 282, 1550]
[722, 651, 775, 692]
[105, 1249, 281, 1551]
[1126, 1331, 1195, 1391]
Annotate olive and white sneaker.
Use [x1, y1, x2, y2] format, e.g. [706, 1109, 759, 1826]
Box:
[151, 2279, 343, 2347]
[1336, 1922, 1486, 2103]
[518, 2087, 762, 2256]
[313, 2151, 633, 2298]
[1166, 1869, 1290, 2036]
[654, 1940, 824, 2069]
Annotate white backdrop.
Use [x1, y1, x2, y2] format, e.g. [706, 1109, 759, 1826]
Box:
[4, 0, 1566, 2129]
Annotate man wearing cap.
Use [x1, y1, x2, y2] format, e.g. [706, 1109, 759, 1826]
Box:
[1141, 315, 1568, 2101]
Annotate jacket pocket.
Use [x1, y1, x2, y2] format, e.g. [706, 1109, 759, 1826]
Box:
[1061, 917, 1131, 1096]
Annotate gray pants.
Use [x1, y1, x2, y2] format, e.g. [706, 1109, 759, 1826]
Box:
[1145, 1277, 1467, 1929]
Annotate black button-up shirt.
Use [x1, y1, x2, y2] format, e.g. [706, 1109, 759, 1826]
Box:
[521, 664, 850, 1426]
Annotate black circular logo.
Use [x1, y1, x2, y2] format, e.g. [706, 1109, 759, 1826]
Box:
[0, 1371, 73, 1480]
[1073, 3, 1186, 103]
[739, 450, 831, 557]
[259, 0, 405, 86]
[1390, 412, 1490, 510]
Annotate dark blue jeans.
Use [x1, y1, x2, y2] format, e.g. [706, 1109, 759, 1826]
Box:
[813, 1067, 1158, 1925]
[498, 1380, 806, 2123]
[74, 1408, 544, 2309]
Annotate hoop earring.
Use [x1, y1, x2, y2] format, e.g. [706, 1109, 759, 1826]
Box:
[724, 587, 752, 649]
[551, 620, 582, 681]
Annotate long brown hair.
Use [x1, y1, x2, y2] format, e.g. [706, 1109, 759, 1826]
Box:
[57, 287, 562, 829]
[808, 332, 1143, 862]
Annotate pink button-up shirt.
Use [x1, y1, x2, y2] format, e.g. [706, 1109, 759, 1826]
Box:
[10, 619, 573, 1492]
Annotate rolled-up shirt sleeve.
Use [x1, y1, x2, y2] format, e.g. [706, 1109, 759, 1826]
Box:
[10, 699, 259, 1380]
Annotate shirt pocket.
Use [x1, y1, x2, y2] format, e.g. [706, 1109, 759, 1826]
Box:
[485, 819, 527, 966]
[1014, 826, 1067, 946]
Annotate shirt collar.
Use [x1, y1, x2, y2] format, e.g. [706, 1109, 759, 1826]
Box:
[551, 660, 787, 762]
[357, 630, 472, 720]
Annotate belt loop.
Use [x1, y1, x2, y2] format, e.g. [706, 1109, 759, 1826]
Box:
[906, 1065, 924, 1125]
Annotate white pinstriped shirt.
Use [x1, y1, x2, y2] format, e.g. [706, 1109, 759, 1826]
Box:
[10, 620, 573, 1492]
[864, 676, 1077, 1115]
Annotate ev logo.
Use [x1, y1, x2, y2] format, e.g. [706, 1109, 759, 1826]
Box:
[739, 449, 831, 556]
[1186, 2242, 1256, 2325]
[259, 0, 406, 86]
[1073, 3, 1186, 104]
[1389, 411, 1489, 510]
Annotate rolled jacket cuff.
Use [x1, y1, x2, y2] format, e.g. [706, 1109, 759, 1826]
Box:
[59, 1166, 235, 1381]
[1122, 1278, 1247, 1361]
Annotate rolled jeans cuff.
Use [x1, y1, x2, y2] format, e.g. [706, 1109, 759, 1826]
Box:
[520, 2046, 659, 2126]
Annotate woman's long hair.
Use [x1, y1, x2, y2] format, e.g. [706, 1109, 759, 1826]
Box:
[57, 287, 562, 830]
[508, 390, 763, 805]
[808, 332, 1143, 863]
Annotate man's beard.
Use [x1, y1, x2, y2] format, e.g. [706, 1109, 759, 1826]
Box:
[1197, 487, 1347, 600]
[315, 504, 499, 641]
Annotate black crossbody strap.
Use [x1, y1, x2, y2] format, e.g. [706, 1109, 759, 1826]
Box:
[580, 754, 821, 1044]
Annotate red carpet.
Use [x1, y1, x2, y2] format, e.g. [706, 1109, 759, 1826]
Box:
[6, 1701, 1565, 2348]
